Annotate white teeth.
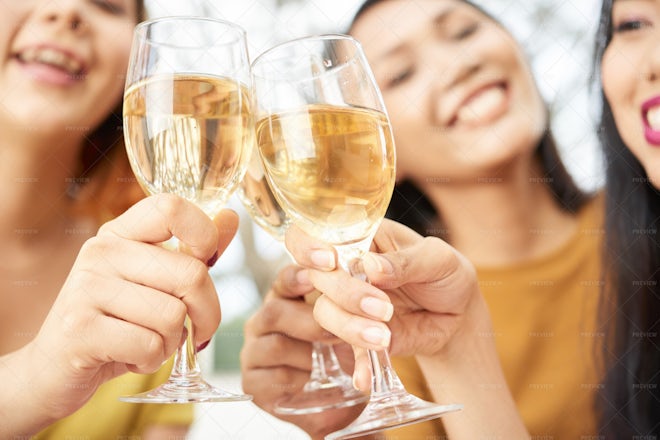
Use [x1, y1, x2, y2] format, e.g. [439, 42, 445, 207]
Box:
[648, 107, 660, 130]
[456, 87, 506, 124]
[18, 47, 82, 75]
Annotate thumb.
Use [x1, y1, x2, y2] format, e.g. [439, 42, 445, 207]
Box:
[363, 235, 462, 287]
[363, 236, 477, 313]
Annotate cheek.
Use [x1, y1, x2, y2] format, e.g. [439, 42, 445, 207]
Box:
[601, 46, 637, 110]
[601, 53, 619, 105]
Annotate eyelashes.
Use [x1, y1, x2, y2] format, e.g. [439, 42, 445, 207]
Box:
[612, 18, 652, 34]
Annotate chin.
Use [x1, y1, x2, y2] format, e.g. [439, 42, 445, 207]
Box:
[639, 159, 660, 191]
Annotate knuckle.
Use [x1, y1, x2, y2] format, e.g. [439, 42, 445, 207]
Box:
[259, 300, 283, 330]
[243, 313, 258, 335]
[179, 258, 209, 290]
[267, 333, 290, 354]
[152, 193, 184, 223]
[160, 298, 187, 326]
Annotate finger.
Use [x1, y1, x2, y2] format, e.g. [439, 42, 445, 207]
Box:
[351, 347, 371, 393]
[244, 297, 331, 342]
[240, 334, 312, 371]
[269, 265, 317, 300]
[89, 315, 170, 374]
[364, 236, 475, 311]
[210, 209, 239, 266]
[98, 194, 218, 263]
[313, 294, 391, 351]
[74, 237, 221, 346]
[305, 268, 393, 322]
[284, 225, 337, 271]
[241, 367, 309, 411]
[371, 218, 421, 252]
[83, 276, 187, 358]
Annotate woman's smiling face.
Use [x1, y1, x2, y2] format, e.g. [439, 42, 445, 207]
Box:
[0, 0, 138, 137]
[602, 0, 660, 188]
[350, 0, 547, 184]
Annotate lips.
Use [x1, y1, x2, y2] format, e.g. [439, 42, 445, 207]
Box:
[444, 81, 509, 128]
[642, 96, 660, 146]
[13, 45, 87, 86]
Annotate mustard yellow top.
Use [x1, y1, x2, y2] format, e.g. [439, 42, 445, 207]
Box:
[388, 194, 603, 439]
[35, 357, 193, 439]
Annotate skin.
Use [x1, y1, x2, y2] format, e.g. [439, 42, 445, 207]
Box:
[0, 1, 238, 437]
[242, 222, 529, 439]
[241, 0, 583, 438]
[601, 0, 660, 189]
[349, 0, 577, 268]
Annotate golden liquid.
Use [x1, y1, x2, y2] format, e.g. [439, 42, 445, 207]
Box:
[123, 74, 252, 216]
[256, 104, 396, 245]
[237, 147, 290, 240]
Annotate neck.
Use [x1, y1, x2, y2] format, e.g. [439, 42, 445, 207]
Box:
[418, 157, 578, 267]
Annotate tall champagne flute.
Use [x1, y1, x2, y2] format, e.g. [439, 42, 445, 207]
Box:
[251, 35, 462, 438]
[120, 16, 253, 403]
[238, 150, 368, 414]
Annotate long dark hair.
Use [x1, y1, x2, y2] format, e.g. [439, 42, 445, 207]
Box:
[74, 0, 146, 220]
[351, 0, 589, 237]
[593, 0, 660, 437]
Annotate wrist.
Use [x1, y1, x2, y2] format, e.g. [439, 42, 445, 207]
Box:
[0, 343, 59, 437]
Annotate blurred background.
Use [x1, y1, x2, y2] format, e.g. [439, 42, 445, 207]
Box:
[142, 0, 603, 437]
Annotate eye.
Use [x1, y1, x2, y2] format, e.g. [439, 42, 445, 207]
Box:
[450, 22, 480, 41]
[91, 0, 126, 15]
[386, 67, 415, 88]
[613, 19, 652, 34]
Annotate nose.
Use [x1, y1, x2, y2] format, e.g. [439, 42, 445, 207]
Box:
[644, 41, 660, 82]
[37, 1, 87, 34]
[439, 57, 481, 90]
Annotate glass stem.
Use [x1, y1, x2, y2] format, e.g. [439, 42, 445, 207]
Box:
[169, 316, 201, 383]
[367, 348, 406, 397]
[168, 237, 202, 384]
[304, 342, 345, 391]
[334, 239, 407, 398]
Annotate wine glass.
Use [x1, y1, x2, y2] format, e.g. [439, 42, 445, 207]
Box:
[238, 147, 368, 415]
[251, 34, 462, 438]
[120, 16, 253, 403]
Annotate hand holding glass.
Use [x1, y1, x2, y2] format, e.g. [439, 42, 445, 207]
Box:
[251, 35, 461, 438]
[238, 142, 368, 415]
[120, 16, 253, 403]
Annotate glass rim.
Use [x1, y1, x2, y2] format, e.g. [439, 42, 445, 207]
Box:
[133, 15, 247, 49]
[251, 33, 363, 78]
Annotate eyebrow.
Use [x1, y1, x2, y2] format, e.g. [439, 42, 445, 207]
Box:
[433, 7, 457, 28]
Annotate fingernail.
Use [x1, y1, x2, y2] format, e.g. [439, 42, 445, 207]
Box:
[196, 339, 211, 352]
[310, 249, 335, 270]
[360, 296, 394, 321]
[364, 254, 394, 275]
[206, 251, 219, 268]
[361, 326, 390, 347]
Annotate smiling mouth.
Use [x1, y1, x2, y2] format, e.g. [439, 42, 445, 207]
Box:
[646, 106, 660, 131]
[449, 82, 508, 127]
[15, 47, 85, 77]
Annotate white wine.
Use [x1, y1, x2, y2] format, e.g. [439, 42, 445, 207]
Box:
[256, 104, 396, 245]
[237, 148, 290, 240]
[123, 74, 252, 216]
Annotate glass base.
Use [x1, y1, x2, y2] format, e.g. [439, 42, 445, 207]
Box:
[325, 390, 462, 439]
[274, 383, 368, 415]
[119, 377, 252, 404]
